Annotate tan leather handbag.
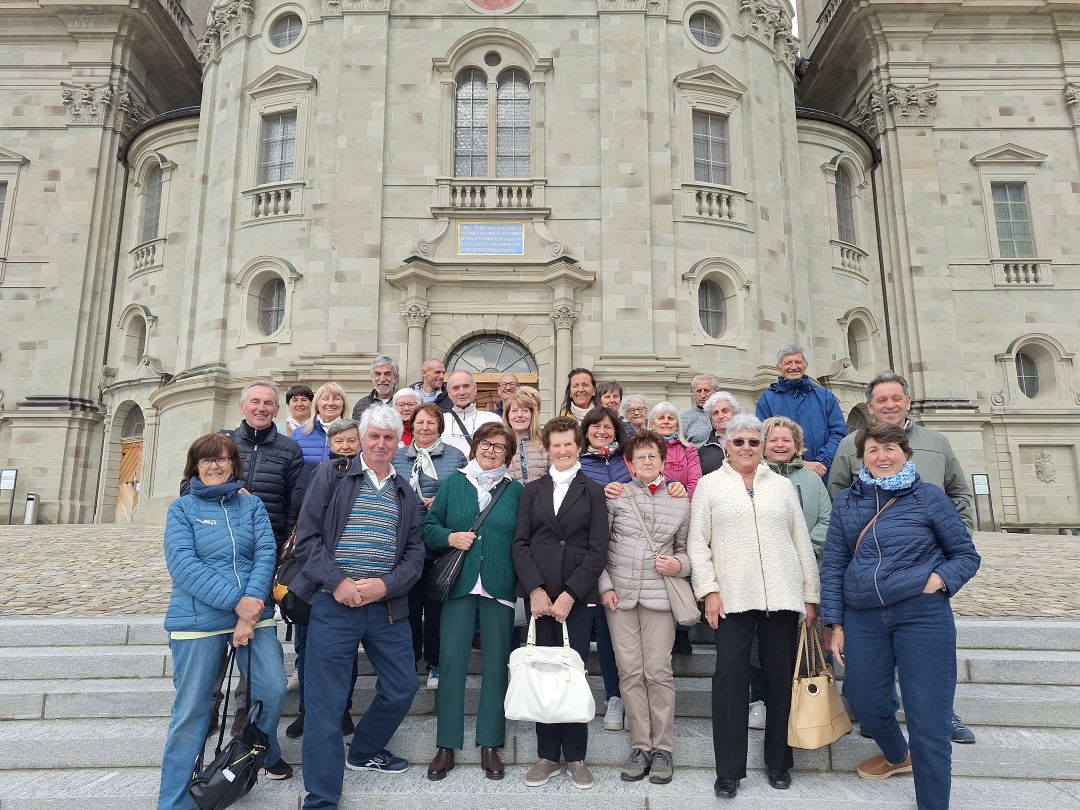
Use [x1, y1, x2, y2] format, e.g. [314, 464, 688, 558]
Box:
[787, 623, 852, 749]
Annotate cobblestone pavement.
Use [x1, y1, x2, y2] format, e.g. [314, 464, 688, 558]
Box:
[0, 525, 1076, 618]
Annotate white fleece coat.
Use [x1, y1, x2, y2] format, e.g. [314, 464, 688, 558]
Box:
[688, 462, 820, 617]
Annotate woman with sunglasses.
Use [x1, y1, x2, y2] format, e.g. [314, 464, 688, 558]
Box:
[687, 414, 820, 800]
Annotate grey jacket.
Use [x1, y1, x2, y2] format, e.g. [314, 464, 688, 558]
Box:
[828, 421, 974, 531]
[599, 479, 691, 612]
[679, 406, 712, 448]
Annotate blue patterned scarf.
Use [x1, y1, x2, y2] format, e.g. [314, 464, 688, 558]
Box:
[858, 460, 917, 491]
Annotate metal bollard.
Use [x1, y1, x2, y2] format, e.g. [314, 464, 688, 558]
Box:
[23, 492, 38, 525]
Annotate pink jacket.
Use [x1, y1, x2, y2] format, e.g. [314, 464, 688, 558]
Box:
[664, 439, 702, 500]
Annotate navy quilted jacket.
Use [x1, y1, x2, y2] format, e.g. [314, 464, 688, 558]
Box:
[821, 475, 980, 626]
[579, 452, 632, 487]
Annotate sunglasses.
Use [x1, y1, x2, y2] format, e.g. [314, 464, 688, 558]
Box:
[730, 438, 762, 448]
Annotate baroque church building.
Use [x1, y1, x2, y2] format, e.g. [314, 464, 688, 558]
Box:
[0, 0, 1077, 529]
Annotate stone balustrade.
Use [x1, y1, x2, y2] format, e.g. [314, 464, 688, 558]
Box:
[243, 181, 304, 222]
[129, 237, 165, 276]
[993, 259, 1053, 287]
[681, 183, 748, 226]
[436, 178, 546, 211]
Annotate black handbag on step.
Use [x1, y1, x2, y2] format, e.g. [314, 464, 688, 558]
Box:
[189, 646, 269, 810]
[426, 478, 511, 603]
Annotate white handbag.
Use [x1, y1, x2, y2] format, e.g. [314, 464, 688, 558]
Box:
[504, 617, 596, 724]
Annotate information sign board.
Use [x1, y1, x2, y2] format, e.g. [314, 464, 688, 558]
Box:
[457, 222, 525, 256]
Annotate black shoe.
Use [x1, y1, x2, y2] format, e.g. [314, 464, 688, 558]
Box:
[951, 713, 976, 744]
[671, 632, 692, 655]
[341, 711, 355, 737]
[285, 711, 304, 739]
[263, 759, 294, 781]
[714, 778, 739, 798]
[767, 768, 791, 790]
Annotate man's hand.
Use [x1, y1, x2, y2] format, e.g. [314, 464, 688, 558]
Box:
[333, 578, 362, 607]
[232, 620, 255, 648]
[704, 592, 725, 630]
[235, 596, 264, 623]
[804, 461, 828, 477]
[530, 587, 553, 618]
[655, 555, 682, 576]
[600, 590, 618, 611]
[448, 531, 476, 550]
[551, 592, 575, 623]
[355, 578, 388, 603]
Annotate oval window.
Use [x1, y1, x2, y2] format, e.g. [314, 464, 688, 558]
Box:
[269, 13, 303, 48]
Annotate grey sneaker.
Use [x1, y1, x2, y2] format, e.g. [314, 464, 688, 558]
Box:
[748, 700, 766, 730]
[524, 758, 562, 787]
[649, 749, 673, 784]
[566, 760, 594, 790]
[603, 696, 625, 731]
[620, 747, 651, 782]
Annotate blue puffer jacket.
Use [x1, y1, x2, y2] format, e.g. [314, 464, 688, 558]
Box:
[163, 479, 277, 633]
[293, 418, 330, 467]
[755, 377, 848, 474]
[579, 451, 632, 487]
[821, 475, 981, 626]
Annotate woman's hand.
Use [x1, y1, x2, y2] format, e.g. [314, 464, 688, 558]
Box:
[235, 596, 264, 623]
[530, 587, 553, 618]
[704, 592, 725, 629]
[448, 531, 476, 550]
[804, 461, 827, 477]
[232, 620, 255, 648]
[601, 590, 618, 611]
[804, 602, 817, 627]
[828, 625, 844, 664]
[655, 555, 682, 576]
[423, 497, 435, 510]
[666, 482, 687, 499]
[923, 572, 945, 593]
[604, 482, 624, 500]
[551, 592, 575, 623]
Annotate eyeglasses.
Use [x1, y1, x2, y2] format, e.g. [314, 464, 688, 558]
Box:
[626, 407, 646, 415]
[198, 457, 232, 468]
[730, 438, 762, 448]
[478, 440, 507, 453]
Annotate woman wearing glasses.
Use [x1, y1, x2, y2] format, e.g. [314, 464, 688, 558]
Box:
[687, 414, 820, 800]
[422, 422, 524, 782]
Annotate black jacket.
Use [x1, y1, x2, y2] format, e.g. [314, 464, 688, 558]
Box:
[512, 471, 609, 603]
[291, 457, 424, 622]
[351, 389, 393, 420]
[410, 381, 453, 412]
[179, 421, 303, 544]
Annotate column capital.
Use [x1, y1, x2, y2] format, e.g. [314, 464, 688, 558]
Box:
[550, 301, 579, 330]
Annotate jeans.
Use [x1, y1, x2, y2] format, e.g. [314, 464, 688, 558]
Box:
[844, 592, 956, 810]
[157, 626, 286, 810]
[294, 623, 360, 715]
[593, 606, 621, 700]
[301, 592, 419, 810]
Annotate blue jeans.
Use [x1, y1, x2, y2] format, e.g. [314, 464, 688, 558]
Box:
[844, 592, 956, 810]
[157, 626, 286, 810]
[301, 592, 419, 809]
[593, 606, 621, 699]
[294, 623, 359, 714]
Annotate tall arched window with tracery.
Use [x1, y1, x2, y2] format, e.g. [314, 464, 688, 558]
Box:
[455, 69, 489, 178]
[140, 164, 163, 243]
[835, 164, 856, 244]
[496, 69, 530, 177]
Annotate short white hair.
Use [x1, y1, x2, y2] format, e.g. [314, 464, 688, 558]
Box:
[775, 343, 807, 367]
[725, 413, 764, 441]
[239, 380, 280, 404]
[359, 403, 403, 440]
[392, 387, 420, 404]
[703, 390, 743, 419]
[647, 401, 680, 430]
[621, 393, 647, 417]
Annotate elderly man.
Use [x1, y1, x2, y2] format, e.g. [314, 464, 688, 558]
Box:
[292, 405, 424, 808]
[440, 370, 501, 455]
[680, 373, 719, 447]
[755, 344, 847, 478]
[492, 373, 520, 416]
[410, 357, 452, 412]
[352, 355, 399, 419]
[826, 372, 978, 746]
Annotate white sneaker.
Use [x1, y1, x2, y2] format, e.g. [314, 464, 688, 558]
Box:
[427, 667, 440, 690]
[604, 696, 625, 731]
[748, 700, 766, 730]
[287, 672, 300, 692]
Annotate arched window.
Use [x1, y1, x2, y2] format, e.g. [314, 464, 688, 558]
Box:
[835, 164, 856, 244]
[455, 69, 489, 178]
[121, 406, 145, 440]
[258, 277, 287, 335]
[496, 69, 530, 178]
[847, 325, 861, 370]
[1015, 351, 1039, 399]
[122, 315, 147, 369]
[447, 333, 538, 375]
[140, 165, 163, 243]
[697, 277, 727, 338]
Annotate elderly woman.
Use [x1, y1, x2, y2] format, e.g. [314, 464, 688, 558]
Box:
[502, 391, 549, 484]
[559, 367, 597, 422]
[698, 391, 741, 475]
[688, 414, 820, 799]
[158, 434, 290, 810]
[392, 388, 420, 446]
[294, 382, 349, 467]
[284, 384, 313, 437]
[422, 423, 524, 782]
[647, 402, 702, 501]
[755, 344, 847, 479]
[823, 423, 980, 810]
[763, 417, 831, 557]
[513, 416, 609, 791]
[622, 394, 648, 434]
[597, 380, 635, 436]
[392, 403, 467, 689]
[600, 431, 691, 786]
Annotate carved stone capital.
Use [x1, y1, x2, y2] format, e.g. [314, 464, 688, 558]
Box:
[116, 92, 152, 137]
[1065, 83, 1080, 127]
[550, 302, 579, 330]
[61, 83, 114, 126]
[738, 0, 798, 67]
[322, 0, 388, 14]
[401, 302, 431, 328]
[850, 90, 885, 138]
[886, 83, 938, 127]
[197, 0, 255, 68]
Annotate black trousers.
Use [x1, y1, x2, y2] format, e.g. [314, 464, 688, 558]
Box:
[408, 557, 442, 669]
[711, 610, 798, 779]
[530, 602, 592, 763]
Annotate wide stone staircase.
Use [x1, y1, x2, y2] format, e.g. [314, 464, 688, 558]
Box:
[1, 616, 1079, 809]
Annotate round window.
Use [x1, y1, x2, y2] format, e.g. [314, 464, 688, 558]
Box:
[269, 13, 303, 48]
[484, 51, 502, 67]
[689, 12, 723, 49]
[258, 277, 287, 336]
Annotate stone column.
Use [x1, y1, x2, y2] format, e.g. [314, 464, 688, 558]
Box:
[400, 301, 431, 384]
[550, 300, 579, 398]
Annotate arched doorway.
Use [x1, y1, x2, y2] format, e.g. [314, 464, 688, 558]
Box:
[115, 405, 145, 523]
[446, 333, 539, 411]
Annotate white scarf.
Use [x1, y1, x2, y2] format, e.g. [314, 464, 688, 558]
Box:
[410, 439, 443, 494]
[568, 402, 593, 422]
[465, 459, 508, 510]
[549, 461, 581, 514]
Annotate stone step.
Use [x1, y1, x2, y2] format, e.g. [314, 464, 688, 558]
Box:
[1, 716, 1078, 781]
[0, 765, 1077, 810]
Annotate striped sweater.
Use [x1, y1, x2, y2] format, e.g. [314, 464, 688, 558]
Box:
[334, 475, 400, 579]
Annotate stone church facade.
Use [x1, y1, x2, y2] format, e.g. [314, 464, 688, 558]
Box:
[0, 0, 1076, 529]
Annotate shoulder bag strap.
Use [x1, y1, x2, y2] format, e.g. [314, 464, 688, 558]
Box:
[214, 645, 237, 754]
[282, 458, 349, 557]
[624, 491, 662, 558]
[449, 411, 472, 445]
[468, 478, 511, 533]
[854, 496, 898, 553]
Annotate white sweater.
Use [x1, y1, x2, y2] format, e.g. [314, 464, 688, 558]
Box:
[688, 462, 820, 617]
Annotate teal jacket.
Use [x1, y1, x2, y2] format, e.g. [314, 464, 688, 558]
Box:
[422, 470, 523, 602]
[767, 457, 832, 559]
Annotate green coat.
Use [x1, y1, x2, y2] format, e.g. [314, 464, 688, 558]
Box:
[422, 470, 523, 602]
[768, 458, 832, 558]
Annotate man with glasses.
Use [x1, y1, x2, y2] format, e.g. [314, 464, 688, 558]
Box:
[491, 373, 520, 416]
[681, 374, 720, 448]
[441, 371, 501, 455]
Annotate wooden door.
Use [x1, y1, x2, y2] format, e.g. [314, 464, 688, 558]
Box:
[474, 373, 539, 412]
[115, 440, 143, 523]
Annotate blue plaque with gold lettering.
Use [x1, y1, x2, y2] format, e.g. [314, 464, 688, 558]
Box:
[457, 222, 525, 256]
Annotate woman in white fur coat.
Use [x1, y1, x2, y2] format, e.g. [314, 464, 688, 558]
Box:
[688, 414, 820, 800]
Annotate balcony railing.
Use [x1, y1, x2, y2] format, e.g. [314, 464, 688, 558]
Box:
[242, 180, 305, 223]
[436, 178, 546, 211]
[681, 183, 748, 227]
[129, 237, 166, 276]
[992, 259, 1053, 287]
[830, 240, 869, 278]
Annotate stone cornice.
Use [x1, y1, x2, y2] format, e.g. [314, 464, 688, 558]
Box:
[197, 0, 254, 69]
[886, 83, 937, 127]
[321, 0, 389, 16]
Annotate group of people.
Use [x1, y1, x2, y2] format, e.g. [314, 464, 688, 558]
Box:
[158, 344, 980, 810]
